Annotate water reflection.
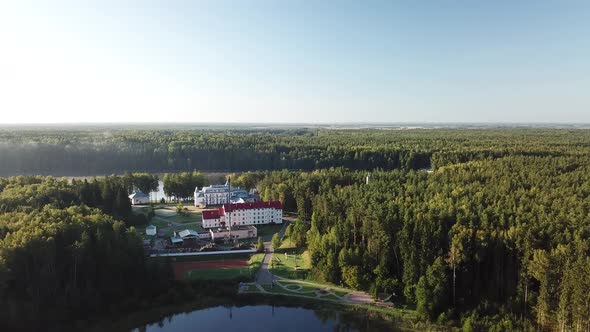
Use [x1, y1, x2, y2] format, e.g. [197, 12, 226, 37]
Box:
[131, 300, 399, 332]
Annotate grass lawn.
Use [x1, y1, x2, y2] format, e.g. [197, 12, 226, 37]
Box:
[270, 251, 311, 279]
[154, 209, 177, 218]
[132, 206, 150, 215]
[279, 279, 351, 297]
[248, 253, 265, 274]
[257, 223, 284, 241]
[278, 280, 320, 293]
[150, 219, 169, 228]
[166, 212, 202, 224]
[261, 285, 317, 298]
[278, 238, 296, 249]
[319, 293, 341, 301]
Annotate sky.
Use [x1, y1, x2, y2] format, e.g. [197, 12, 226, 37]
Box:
[0, 1, 589, 124]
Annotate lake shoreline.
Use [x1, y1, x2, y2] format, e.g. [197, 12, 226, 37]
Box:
[82, 290, 434, 332]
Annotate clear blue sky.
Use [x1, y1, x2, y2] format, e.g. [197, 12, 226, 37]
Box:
[0, 1, 588, 123]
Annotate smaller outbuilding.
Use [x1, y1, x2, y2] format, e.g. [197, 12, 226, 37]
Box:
[170, 236, 183, 246]
[145, 225, 157, 236]
[129, 191, 149, 205]
[178, 229, 199, 245]
[210, 225, 257, 242]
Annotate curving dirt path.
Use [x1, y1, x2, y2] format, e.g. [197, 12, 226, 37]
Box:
[250, 220, 375, 305]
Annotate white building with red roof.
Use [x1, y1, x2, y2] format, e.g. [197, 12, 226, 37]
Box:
[201, 201, 283, 229]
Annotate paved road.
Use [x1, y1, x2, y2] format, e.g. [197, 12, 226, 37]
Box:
[256, 243, 274, 285]
[256, 221, 290, 285]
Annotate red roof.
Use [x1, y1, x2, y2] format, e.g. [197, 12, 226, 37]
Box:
[202, 208, 224, 220]
[202, 201, 282, 220]
[223, 201, 282, 212]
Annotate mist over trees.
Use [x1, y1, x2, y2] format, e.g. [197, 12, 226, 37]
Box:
[2, 128, 589, 176]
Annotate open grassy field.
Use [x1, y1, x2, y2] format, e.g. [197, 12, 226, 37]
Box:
[270, 250, 311, 279]
[149, 218, 169, 228]
[166, 213, 202, 224]
[154, 209, 177, 218]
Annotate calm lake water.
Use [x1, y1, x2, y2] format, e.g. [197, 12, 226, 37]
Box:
[129, 303, 400, 332]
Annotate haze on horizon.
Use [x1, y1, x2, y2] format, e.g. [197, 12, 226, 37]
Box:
[1, 1, 589, 124]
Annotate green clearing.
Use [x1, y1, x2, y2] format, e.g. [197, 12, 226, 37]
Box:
[248, 253, 265, 275]
[261, 285, 317, 298]
[166, 213, 202, 224]
[256, 223, 283, 241]
[278, 281, 319, 294]
[154, 209, 177, 218]
[270, 251, 311, 279]
[150, 219, 169, 228]
[278, 238, 296, 249]
[278, 279, 351, 297]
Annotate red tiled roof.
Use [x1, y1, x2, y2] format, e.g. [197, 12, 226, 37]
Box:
[223, 201, 282, 212]
[202, 208, 223, 220]
[202, 201, 282, 220]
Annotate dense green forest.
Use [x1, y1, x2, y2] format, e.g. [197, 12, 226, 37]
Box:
[1, 128, 590, 330]
[254, 158, 590, 331]
[2, 128, 589, 176]
[0, 175, 173, 330]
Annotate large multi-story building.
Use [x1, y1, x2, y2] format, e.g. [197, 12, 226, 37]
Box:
[201, 201, 283, 229]
[194, 182, 259, 207]
[194, 183, 230, 206]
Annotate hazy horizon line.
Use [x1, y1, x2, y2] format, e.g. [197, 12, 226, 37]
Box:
[1, 121, 590, 130]
[1, 121, 590, 125]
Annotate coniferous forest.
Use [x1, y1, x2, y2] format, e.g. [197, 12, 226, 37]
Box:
[1, 127, 587, 176]
[1, 127, 590, 330]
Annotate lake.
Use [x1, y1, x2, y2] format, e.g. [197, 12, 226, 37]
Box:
[127, 301, 402, 332]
